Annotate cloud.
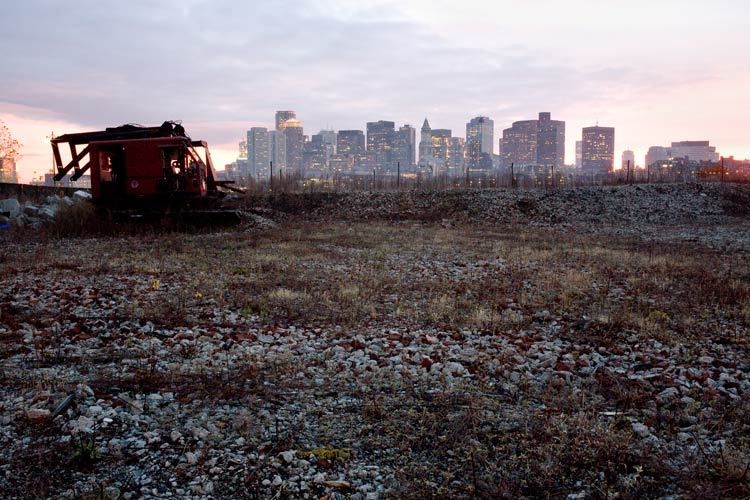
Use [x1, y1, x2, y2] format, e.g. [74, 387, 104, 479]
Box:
[2, 0, 747, 179]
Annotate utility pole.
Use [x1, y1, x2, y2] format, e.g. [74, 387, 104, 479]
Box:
[627, 160, 631, 185]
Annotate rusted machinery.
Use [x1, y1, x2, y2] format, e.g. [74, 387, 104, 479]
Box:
[51, 121, 240, 218]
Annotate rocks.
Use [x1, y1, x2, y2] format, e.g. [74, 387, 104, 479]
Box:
[631, 422, 651, 438]
[0, 191, 90, 229]
[73, 190, 92, 200]
[0, 198, 20, 217]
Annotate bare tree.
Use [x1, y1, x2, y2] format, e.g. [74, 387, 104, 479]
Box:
[0, 120, 22, 182]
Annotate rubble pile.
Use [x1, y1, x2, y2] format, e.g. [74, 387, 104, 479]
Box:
[253, 183, 749, 226]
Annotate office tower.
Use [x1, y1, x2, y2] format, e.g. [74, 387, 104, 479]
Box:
[501, 112, 565, 168]
[281, 118, 304, 174]
[393, 124, 416, 169]
[419, 118, 433, 167]
[275, 111, 296, 131]
[576, 141, 583, 169]
[238, 141, 248, 160]
[431, 129, 452, 172]
[366, 120, 395, 171]
[303, 133, 330, 174]
[337, 130, 365, 157]
[448, 137, 465, 173]
[268, 130, 287, 171]
[466, 116, 494, 169]
[536, 112, 565, 169]
[581, 126, 615, 174]
[318, 130, 338, 155]
[247, 127, 269, 178]
[501, 120, 538, 168]
[621, 150, 635, 169]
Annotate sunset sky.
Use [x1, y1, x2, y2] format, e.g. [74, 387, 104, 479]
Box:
[2, 0, 748, 182]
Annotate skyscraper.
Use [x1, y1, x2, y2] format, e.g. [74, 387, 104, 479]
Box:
[275, 111, 296, 131]
[247, 127, 269, 178]
[281, 118, 304, 174]
[366, 120, 395, 171]
[431, 129, 452, 173]
[303, 133, 331, 174]
[318, 130, 337, 155]
[575, 141, 583, 169]
[466, 116, 494, 169]
[268, 130, 286, 171]
[536, 112, 565, 169]
[238, 141, 248, 160]
[337, 130, 365, 157]
[419, 118, 433, 167]
[448, 137, 465, 173]
[501, 120, 538, 168]
[581, 126, 615, 175]
[500, 112, 565, 168]
[393, 124, 416, 169]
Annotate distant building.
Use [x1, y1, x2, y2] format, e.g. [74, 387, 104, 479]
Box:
[329, 153, 355, 174]
[536, 112, 565, 169]
[581, 126, 615, 175]
[238, 141, 248, 160]
[448, 137, 466, 173]
[419, 118, 433, 167]
[645, 146, 670, 168]
[275, 111, 296, 131]
[0, 158, 17, 183]
[501, 112, 565, 169]
[644, 141, 720, 168]
[268, 130, 287, 172]
[366, 120, 395, 172]
[318, 130, 337, 154]
[466, 116, 494, 169]
[281, 118, 304, 174]
[431, 129, 452, 173]
[247, 127, 269, 178]
[575, 141, 583, 169]
[669, 141, 719, 163]
[303, 133, 331, 175]
[392, 124, 416, 170]
[621, 150, 635, 170]
[501, 120, 538, 168]
[337, 130, 365, 158]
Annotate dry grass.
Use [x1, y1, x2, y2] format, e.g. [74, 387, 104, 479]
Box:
[2, 220, 750, 497]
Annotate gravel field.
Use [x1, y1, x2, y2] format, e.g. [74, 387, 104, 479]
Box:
[1, 184, 749, 498]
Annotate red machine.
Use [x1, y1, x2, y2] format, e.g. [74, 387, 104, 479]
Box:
[51, 121, 237, 213]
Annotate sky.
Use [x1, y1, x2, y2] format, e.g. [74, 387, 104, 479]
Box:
[1, 0, 749, 182]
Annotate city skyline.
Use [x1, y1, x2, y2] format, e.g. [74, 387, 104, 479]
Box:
[1, 0, 748, 181]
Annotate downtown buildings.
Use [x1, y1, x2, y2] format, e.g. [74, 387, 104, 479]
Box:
[500, 112, 565, 169]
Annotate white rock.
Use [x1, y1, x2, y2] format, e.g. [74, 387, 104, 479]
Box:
[0, 198, 20, 217]
[631, 422, 650, 438]
[73, 190, 92, 200]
